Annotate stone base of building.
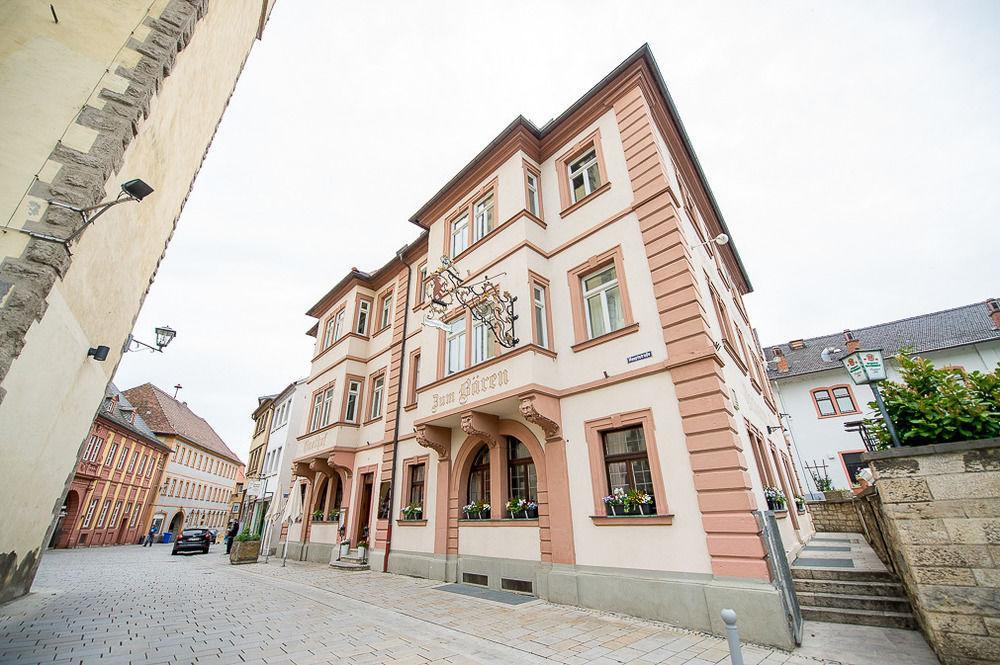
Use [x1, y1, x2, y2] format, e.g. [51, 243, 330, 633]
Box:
[386, 549, 794, 649]
[279, 540, 337, 565]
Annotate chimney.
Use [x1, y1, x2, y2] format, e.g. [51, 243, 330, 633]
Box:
[987, 298, 1000, 329]
[772, 347, 789, 373]
[789, 339, 805, 350]
[843, 329, 860, 353]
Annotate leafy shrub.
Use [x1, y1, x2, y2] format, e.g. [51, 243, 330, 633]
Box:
[866, 353, 1000, 447]
[234, 527, 257, 542]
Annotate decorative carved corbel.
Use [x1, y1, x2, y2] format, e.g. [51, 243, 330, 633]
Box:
[414, 423, 451, 460]
[519, 393, 561, 441]
[291, 461, 311, 478]
[460, 411, 501, 449]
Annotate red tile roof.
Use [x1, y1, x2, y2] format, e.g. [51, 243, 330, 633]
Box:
[122, 383, 243, 464]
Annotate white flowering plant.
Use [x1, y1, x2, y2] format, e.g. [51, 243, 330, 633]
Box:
[463, 500, 490, 516]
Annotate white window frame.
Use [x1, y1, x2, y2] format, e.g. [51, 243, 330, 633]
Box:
[116, 447, 130, 471]
[370, 375, 385, 420]
[332, 309, 346, 342]
[323, 316, 336, 348]
[473, 194, 494, 242]
[108, 500, 123, 527]
[379, 293, 392, 330]
[582, 265, 623, 339]
[104, 442, 118, 467]
[127, 450, 138, 473]
[451, 213, 469, 257]
[311, 392, 324, 431]
[471, 308, 495, 365]
[344, 380, 362, 424]
[355, 300, 371, 336]
[526, 172, 540, 216]
[96, 499, 111, 528]
[319, 385, 336, 429]
[568, 148, 600, 203]
[137, 454, 147, 477]
[533, 283, 548, 348]
[82, 498, 98, 528]
[445, 318, 467, 376]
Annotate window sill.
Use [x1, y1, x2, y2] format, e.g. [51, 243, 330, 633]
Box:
[559, 181, 611, 218]
[589, 514, 674, 526]
[722, 339, 747, 374]
[774, 510, 788, 519]
[362, 416, 384, 426]
[458, 518, 539, 527]
[403, 402, 418, 412]
[571, 322, 639, 353]
[396, 519, 427, 526]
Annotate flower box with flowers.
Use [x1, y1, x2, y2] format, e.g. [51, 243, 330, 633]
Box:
[462, 500, 490, 520]
[602, 488, 656, 516]
[401, 502, 423, 521]
[763, 486, 786, 511]
[505, 497, 538, 519]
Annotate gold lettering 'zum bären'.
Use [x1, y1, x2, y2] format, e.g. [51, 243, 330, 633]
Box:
[431, 369, 510, 413]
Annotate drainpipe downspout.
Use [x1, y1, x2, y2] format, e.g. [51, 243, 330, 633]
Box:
[382, 246, 413, 573]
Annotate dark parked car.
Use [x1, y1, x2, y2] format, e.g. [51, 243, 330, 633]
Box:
[171, 528, 213, 555]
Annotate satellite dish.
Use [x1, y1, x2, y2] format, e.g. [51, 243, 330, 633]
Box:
[820, 346, 842, 363]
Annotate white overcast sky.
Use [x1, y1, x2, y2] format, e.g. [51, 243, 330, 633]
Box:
[113, 0, 1000, 462]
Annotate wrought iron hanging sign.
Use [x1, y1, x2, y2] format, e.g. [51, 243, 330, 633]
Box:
[423, 256, 518, 348]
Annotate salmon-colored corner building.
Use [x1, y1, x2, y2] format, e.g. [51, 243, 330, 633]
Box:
[281, 44, 813, 647]
[51, 384, 170, 549]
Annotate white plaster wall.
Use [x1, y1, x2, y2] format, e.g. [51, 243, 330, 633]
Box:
[458, 525, 541, 561]
[388, 439, 436, 554]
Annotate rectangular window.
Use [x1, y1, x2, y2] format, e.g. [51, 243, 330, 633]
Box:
[320, 385, 336, 428]
[409, 463, 425, 507]
[378, 292, 392, 330]
[813, 389, 836, 417]
[841, 451, 865, 485]
[417, 264, 428, 304]
[169, 478, 176, 496]
[83, 435, 104, 463]
[355, 299, 371, 336]
[82, 498, 99, 528]
[833, 386, 858, 414]
[407, 351, 421, 406]
[582, 265, 624, 339]
[109, 500, 123, 527]
[137, 455, 147, 477]
[473, 194, 494, 242]
[602, 426, 653, 497]
[311, 392, 324, 431]
[344, 380, 362, 423]
[369, 375, 385, 420]
[322, 316, 336, 349]
[532, 283, 548, 348]
[104, 442, 118, 467]
[127, 451, 138, 473]
[471, 309, 495, 365]
[116, 447, 130, 471]
[445, 318, 466, 376]
[127, 502, 138, 528]
[332, 309, 345, 342]
[96, 499, 112, 528]
[147, 456, 155, 477]
[568, 148, 601, 203]
[526, 172, 540, 216]
[451, 213, 469, 257]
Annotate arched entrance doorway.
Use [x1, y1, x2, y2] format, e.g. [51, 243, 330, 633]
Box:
[51, 490, 81, 549]
[168, 511, 184, 536]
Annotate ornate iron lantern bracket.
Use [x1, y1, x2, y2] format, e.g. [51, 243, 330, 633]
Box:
[424, 256, 518, 348]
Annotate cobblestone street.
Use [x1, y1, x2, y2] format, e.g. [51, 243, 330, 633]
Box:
[0, 546, 938, 665]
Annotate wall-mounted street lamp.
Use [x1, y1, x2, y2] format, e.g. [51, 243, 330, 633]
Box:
[689, 233, 729, 251]
[841, 348, 901, 448]
[124, 325, 176, 354]
[17, 179, 154, 246]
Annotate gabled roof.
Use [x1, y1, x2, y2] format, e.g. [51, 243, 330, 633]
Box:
[767, 300, 1000, 380]
[97, 383, 168, 452]
[122, 383, 243, 464]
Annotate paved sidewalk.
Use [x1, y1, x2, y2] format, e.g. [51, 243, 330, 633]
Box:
[0, 545, 937, 664]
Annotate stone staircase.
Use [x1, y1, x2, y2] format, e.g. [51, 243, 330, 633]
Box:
[329, 549, 369, 571]
[792, 533, 917, 629]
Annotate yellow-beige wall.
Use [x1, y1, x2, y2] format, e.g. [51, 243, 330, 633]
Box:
[0, 0, 272, 602]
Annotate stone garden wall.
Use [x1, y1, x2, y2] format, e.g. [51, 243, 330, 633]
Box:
[805, 497, 863, 533]
[863, 438, 1000, 665]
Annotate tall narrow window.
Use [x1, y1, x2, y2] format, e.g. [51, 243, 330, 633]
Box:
[417, 264, 428, 304]
[407, 351, 421, 406]
[82, 498, 99, 528]
[409, 463, 425, 507]
[137, 455, 147, 477]
[127, 451, 138, 473]
[332, 309, 345, 342]
[507, 437, 537, 501]
[83, 435, 104, 463]
[602, 426, 653, 497]
[355, 299, 371, 336]
[445, 318, 466, 376]
[582, 265, 624, 339]
[319, 384, 336, 428]
[104, 442, 118, 467]
[344, 380, 362, 423]
[109, 500, 123, 526]
[378, 292, 392, 330]
[471, 306, 495, 365]
[833, 386, 858, 414]
[526, 172, 540, 216]
[169, 478, 176, 496]
[568, 148, 601, 203]
[323, 316, 336, 349]
[532, 283, 548, 348]
[128, 502, 139, 528]
[473, 194, 494, 242]
[96, 499, 112, 528]
[369, 375, 385, 420]
[311, 392, 324, 431]
[467, 445, 490, 504]
[117, 447, 130, 471]
[451, 213, 469, 257]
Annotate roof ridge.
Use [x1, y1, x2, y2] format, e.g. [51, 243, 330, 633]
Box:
[766, 300, 992, 348]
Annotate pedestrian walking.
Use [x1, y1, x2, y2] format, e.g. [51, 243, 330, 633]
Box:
[143, 525, 158, 547]
[225, 520, 239, 554]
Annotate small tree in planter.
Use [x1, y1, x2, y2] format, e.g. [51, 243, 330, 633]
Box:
[602, 487, 627, 516]
[462, 500, 490, 519]
[312, 509, 324, 522]
[401, 502, 422, 521]
[229, 527, 260, 565]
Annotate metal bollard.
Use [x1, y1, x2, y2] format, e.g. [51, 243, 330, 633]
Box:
[720, 608, 744, 665]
